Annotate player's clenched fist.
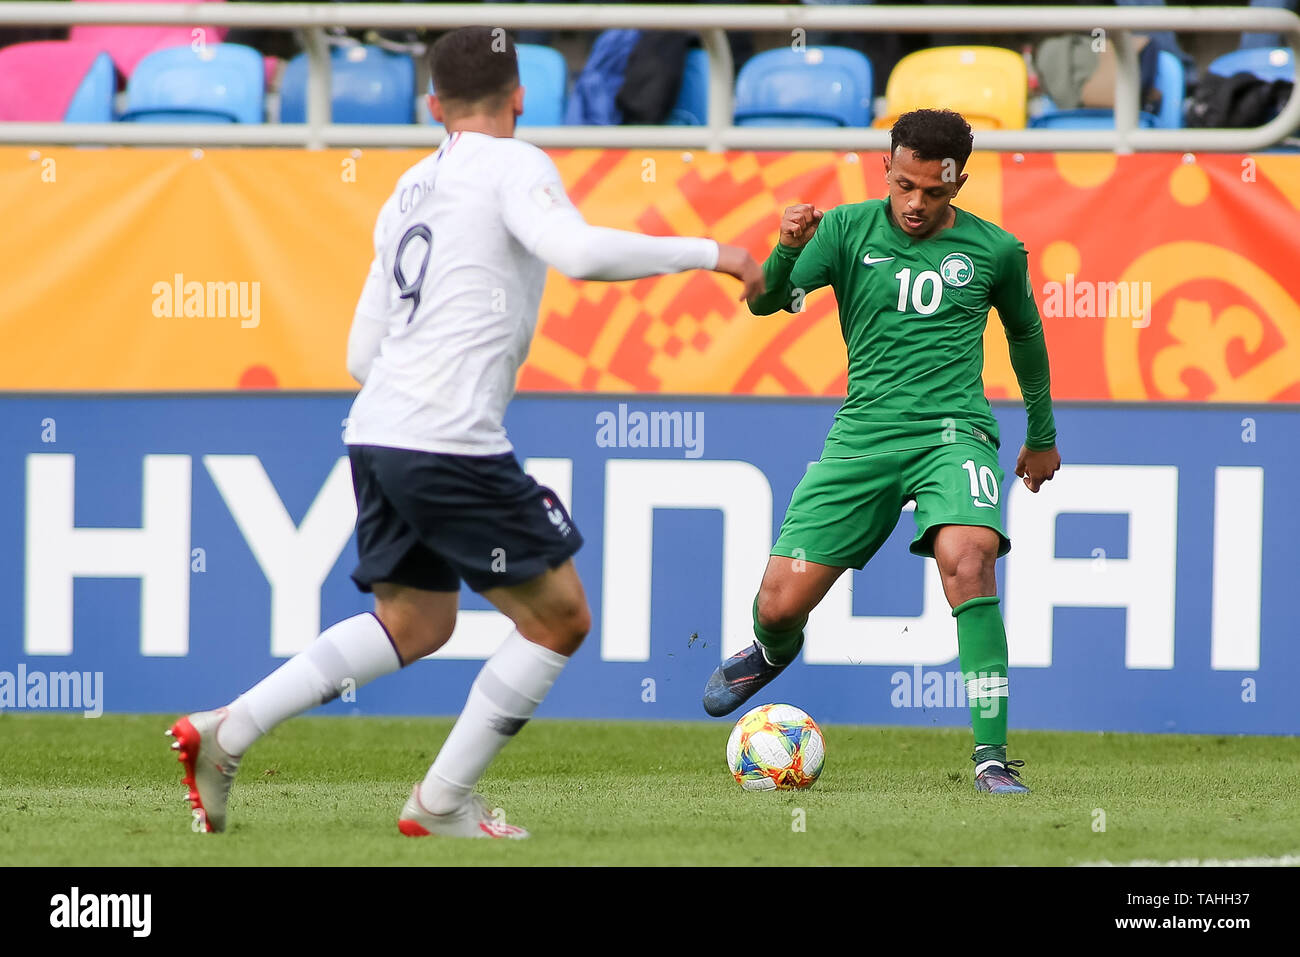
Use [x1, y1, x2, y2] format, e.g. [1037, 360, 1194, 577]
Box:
[714, 243, 766, 302]
[779, 203, 823, 249]
[1015, 444, 1062, 493]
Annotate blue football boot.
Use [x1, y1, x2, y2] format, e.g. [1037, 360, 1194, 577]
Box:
[702, 641, 790, 717]
[975, 759, 1031, 794]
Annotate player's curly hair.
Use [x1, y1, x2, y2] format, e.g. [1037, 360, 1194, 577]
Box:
[890, 109, 974, 170]
[430, 26, 519, 108]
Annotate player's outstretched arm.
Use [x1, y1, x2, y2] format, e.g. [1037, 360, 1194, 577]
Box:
[748, 203, 829, 316]
[526, 218, 764, 300]
[500, 148, 763, 297]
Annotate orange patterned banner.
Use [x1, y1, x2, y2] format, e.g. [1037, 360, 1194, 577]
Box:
[2, 146, 1297, 399]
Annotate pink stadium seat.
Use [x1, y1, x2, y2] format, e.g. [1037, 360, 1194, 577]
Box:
[69, 0, 229, 77]
[0, 41, 114, 121]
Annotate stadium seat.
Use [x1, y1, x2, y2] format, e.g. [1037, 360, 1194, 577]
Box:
[876, 46, 1027, 130]
[516, 43, 568, 126]
[667, 48, 710, 125]
[1030, 51, 1184, 130]
[1208, 47, 1295, 83]
[734, 47, 873, 127]
[280, 46, 415, 124]
[65, 51, 117, 122]
[1152, 50, 1186, 129]
[0, 41, 115, 122]
[1030, 108, 1160, 130]
[120, 44, 264, 124]
[69, 0, 228, 78]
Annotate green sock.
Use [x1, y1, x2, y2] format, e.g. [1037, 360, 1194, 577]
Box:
[752, 596, 805, 667]
[953, 595, 1009, 767]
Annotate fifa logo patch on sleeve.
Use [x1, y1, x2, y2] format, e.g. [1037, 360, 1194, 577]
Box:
[530, 182, 567, 211]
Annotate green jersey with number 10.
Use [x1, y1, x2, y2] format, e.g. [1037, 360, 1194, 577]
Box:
[750, 199, 1057, 458]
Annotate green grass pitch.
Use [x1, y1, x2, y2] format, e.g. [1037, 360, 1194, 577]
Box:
[2, 713, 1296, 866]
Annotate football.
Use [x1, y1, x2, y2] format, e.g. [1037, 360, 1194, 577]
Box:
[725, 703, 826, 791]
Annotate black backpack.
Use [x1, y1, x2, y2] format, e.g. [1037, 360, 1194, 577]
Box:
[1186, 71, 1295, 128]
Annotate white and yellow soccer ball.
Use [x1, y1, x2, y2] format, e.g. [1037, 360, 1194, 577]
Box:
[726, 703, 825, 791]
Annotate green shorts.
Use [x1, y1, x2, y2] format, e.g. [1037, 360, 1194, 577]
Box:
[771, 440, 1010, 568]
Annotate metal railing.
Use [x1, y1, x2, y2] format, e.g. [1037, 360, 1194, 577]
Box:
[0, 3, 1297, 151]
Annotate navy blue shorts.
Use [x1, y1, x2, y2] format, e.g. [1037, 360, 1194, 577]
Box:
[347, 445, 582, 594]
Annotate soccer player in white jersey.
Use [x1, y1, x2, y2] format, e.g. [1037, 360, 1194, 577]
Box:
[168, 26, 764, 838]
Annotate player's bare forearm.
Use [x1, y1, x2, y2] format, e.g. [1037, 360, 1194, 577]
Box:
[713, 243, 766, 302]
[747, 245, 801, 315]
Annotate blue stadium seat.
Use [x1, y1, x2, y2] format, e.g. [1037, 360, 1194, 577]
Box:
[734, 47, 873, 127]
[667, 48, 709, 125]
[64, 51, 115, 122]
[280, 46, 415, 124]
[1030, 107, 1159, 130]
[1152, 50, 1185, 129]
[516, 43, 567, 126]
[1208, 47, 1295, 83]
[120, 44, 264, 123]
[1031, 51, 1183, 129]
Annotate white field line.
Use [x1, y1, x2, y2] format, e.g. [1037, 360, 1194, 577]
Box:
[1076, 853, 1300, 867]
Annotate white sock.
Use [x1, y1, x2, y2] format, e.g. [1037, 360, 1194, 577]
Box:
[973, 744, 1005, 776]
[419, 630, 569, 814]
[217, 613, 401, 755]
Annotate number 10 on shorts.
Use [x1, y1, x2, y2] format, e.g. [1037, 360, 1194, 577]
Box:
[961, 459, 1000, 509]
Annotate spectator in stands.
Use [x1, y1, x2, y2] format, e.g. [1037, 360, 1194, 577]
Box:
[1116, 0, 1298, 82]
[559, 0, 758, 125]
[484, 0, 755, 69]
[1114, 0, 1193, 79]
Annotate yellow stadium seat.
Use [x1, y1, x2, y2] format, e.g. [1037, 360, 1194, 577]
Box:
[874, 46, 1028, 130]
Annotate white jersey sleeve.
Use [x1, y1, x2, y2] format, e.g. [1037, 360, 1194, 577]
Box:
[498, 147, 719, 280]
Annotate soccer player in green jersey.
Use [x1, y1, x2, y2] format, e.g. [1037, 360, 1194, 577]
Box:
[702, 109, 1061, 794]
